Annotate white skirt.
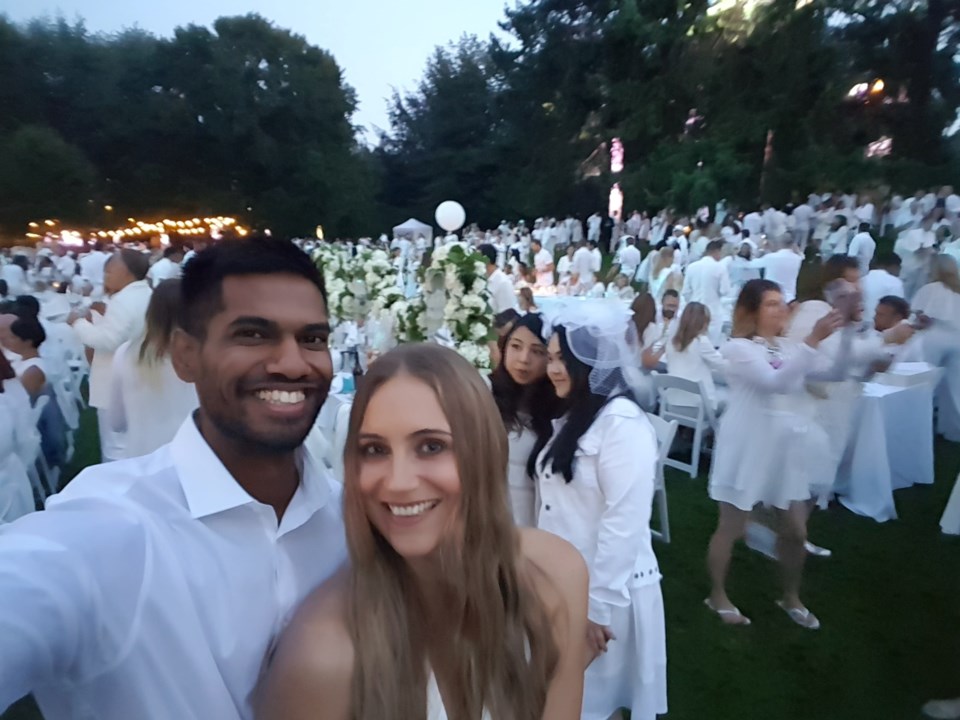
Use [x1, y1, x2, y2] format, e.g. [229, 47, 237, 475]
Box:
[583, 583, 667, 720]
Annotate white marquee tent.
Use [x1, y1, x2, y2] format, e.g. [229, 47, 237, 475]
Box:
[392, 218, 433, 241]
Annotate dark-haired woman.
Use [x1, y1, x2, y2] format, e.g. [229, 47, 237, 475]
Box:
[706, 279, 842, 630]
[490, 313, 560, 527]
[108, 279, 198, 458]
[536, 306, 666, 720]
[5, 317, 48, 400]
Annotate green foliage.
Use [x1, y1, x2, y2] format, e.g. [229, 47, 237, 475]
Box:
[377, 0, 959, 219]
[0, 14, 375, 238]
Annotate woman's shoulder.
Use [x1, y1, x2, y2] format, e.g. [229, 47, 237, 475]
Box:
[257, 565, 354, 715]
[518, 529, 587, 615]
[599, 395, 643, 420]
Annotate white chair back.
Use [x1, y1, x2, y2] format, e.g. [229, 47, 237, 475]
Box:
[653, 374, 716, 478]
[645, 412, 678, 543]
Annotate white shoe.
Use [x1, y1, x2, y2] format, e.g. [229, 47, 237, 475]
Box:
[923, 699, 960, 719]
[804, 541, 832, 558]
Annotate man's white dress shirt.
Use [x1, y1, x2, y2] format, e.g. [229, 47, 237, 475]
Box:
[147, 257, 181, 286]
[533, 247, 555, 287]
[0, 264, 28, 296]
[617, 245, 641, 279]
[78, 251, 110, 289]
[861, 269, 906, 326]
[681, 255, 732, 342]
[757, 248, 804, 303]
[0, 417, 346, 720]
[847, 231, 877, 276]
[72, 280, 153, 409]
[571, 247, 596, 291]
[487, 268, 518, 314]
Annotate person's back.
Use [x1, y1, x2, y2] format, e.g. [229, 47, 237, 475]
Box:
[110, 340, 199, 458]
[759, 248, 803, 303]
[664, 335, 725, 411]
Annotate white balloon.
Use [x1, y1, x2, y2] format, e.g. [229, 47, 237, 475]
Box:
[435, 201, 466, 232]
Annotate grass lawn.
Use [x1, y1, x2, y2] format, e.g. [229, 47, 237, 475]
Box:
[5, 250, 960, 720]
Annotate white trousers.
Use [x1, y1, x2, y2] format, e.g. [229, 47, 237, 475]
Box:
[97, 409, 126, 463]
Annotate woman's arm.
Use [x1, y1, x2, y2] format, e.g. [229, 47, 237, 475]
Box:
[19, 366, 44, 399]
[521, 530, 588, 720]
[255, 578, 353, 720]
[697, 336, 727, 372]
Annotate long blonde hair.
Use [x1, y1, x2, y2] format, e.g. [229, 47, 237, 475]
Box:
[673, 302, 710, 351]
[651, 246, 675, 278]
[342, 343, 558, 719]
[932, 254, 960, 294]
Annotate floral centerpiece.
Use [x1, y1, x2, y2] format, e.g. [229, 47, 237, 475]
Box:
[391, 244, 495, 371]
[313, 244, 399, 325]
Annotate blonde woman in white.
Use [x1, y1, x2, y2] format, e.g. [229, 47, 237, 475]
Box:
[108, 279, 198, 458]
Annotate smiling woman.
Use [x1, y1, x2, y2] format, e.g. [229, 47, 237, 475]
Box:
[255, 343, 589, 720]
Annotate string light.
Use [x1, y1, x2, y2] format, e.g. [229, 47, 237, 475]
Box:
[23, 214, 246, 243]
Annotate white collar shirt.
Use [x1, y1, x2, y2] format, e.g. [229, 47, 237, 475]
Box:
[617, 245, 641, 277]
[847, 232, 877, 275]
[535, 398, 660, 627]
[572, 247, 595, 282]
[71, 280, 153, 409]
[757, 249, 803, 303]
[533, 248, 555, 287]
[487, 268, 518, 314]
[681, 255, 732, 312]
[78, 251, 109, 286]
[0, 417, 346, 720]
[861, 269, 905, 324]
[147, 257, 181, 285]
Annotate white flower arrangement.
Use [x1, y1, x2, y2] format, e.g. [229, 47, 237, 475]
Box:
[313, 244, 400, 325]
[394, 245, 495, 371]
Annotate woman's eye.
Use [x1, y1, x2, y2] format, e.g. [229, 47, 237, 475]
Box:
[418, 439, 447, 456]
[359, 444, 387, 458]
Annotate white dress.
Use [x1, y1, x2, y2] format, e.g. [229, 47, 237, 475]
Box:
[507, 421, 538, 527]
[535, 398, 667, 720]
[709, 338, 834, 510]
[426, 671, 492, 720]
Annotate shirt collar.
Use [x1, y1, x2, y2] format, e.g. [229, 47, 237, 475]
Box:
[170, 414, 332, 525]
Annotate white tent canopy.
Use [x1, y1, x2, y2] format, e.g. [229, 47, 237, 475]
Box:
[392, 218, 433, 241]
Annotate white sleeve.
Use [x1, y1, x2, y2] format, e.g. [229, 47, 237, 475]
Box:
[589, 411, 657, 626]
[0, 499, 148, 707]
[722, 339, 818, 393]
[73, 301, 140, 353]
[697, 336, 728, 371]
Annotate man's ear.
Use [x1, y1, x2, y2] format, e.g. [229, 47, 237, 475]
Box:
[171, 328, 200, 384]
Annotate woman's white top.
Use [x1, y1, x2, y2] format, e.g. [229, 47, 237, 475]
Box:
[535, 398, 660, 627]
[913, 282, 960, 330]
[557, 255, 573, 285]
[108, 341, 199, 459]
[506, 420, 538, 527]
[426, 670, 491, 720]
[11, 356, 46, 385]
[664, 335, 727, 410]
[708, 338, 834, 511]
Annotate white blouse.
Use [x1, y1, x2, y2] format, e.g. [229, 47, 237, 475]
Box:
[536, 398, 660, 627]
[664, 335, 727, 410]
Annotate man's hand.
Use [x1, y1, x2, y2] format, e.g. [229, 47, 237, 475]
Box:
[89, 301, 107, 316]
[883, 323, 915, 346]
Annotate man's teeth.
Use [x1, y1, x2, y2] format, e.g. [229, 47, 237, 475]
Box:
[388, 501, 438, 517]
[256, 389, 306, 405]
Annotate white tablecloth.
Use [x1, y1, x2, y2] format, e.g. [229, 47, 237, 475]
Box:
[836, 380, 937, 522]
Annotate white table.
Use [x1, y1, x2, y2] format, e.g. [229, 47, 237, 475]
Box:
[836, 378, 938, 522]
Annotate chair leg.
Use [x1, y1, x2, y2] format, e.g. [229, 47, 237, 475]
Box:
[691, 424, 702, 478]
[658, 485, 671, 543]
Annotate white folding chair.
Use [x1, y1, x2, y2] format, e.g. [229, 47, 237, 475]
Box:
[653, 374, 718, 478]
[26, 396, 56, 498]
[645, 413, 678, 544]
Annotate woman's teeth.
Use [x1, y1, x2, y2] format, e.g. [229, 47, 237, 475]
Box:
[387, 501, 439, 517]
[256, 389, 306, 405]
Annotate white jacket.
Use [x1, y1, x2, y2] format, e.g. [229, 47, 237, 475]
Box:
[73, 280, 153, 408]
[536, 398, 660, 627]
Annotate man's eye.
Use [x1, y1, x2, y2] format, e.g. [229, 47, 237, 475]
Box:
[236, 329, 265, 340]
[302, 335, 328, 348]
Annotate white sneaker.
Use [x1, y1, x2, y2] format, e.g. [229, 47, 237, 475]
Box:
[923, 699, 960, 719]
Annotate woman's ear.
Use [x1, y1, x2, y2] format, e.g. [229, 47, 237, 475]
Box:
[171, 328, 200, 383]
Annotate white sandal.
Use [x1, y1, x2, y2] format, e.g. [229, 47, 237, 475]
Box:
[776, 600, 821, 630]
[704, 598, 751, 626]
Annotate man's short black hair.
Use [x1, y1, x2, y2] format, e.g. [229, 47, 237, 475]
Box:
[662, 289, 680, 300]
[878, 295, 910, 319]
[14, 295, 40, 319]
[179, 236, 326, 339]
[706, 239, 725, 254]
[874, 252, 901, 269]
[478, 244, 498, 266]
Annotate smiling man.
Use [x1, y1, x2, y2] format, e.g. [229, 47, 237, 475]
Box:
[0, 238, 346, 720]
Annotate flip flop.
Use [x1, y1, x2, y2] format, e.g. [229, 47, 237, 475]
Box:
[704, 598, 751, 626]
[776, 600, 821, 630]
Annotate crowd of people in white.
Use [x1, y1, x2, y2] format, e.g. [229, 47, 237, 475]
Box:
[0, 182, 958, 720]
